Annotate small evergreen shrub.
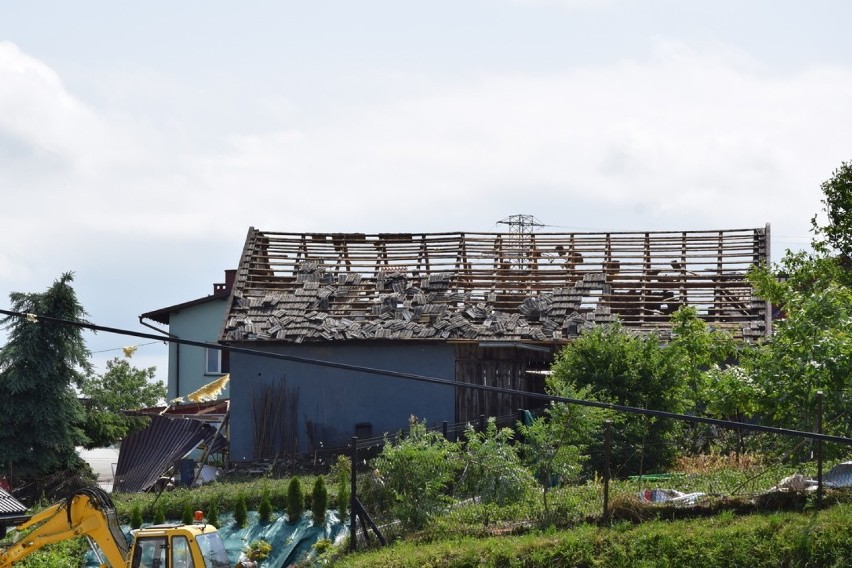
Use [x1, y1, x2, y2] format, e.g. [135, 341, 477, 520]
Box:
[130, 504, 143, 529]
[182, 502, 194, 525]
[287, 477, 304, 522]
[153, 502, 165, 525]
[234, 494, 248, 528]
[207, 500, 220, 528]
[259, 488, 273, 523]
[312, 476, 328, 524]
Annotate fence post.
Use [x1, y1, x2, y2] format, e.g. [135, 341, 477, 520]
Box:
[479, 414, 486, 432]
[442, 421, 448, 440]
[603, 420, 612, 522]
[349, 436, 358, 551]
[817, 391, 824, 507]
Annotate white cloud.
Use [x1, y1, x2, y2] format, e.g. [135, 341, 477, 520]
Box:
[183, 39, 852, 238]
[3, 38, 849, 290]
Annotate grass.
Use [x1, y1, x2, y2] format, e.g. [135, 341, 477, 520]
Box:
[330, 503, 852, 568]
[6, 455, 850, 567]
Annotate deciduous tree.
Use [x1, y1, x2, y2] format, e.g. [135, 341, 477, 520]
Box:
[80, 357, 166, 448]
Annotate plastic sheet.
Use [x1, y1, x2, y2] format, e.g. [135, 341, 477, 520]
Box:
[85, 510, 347, 567]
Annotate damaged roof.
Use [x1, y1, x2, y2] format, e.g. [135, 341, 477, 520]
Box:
[221, 226, 770, 344]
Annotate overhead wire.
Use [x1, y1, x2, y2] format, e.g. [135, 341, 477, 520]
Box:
[1, 307, 850, 447]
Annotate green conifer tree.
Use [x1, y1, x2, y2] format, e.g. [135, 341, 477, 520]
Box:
[286, 477, 304, 522]
[0, 273, 92, 482]
[234, 494, 248, 528]
[311, 477, 328, 525]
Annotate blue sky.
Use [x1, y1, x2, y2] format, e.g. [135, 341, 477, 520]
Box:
[2, 0, 852, 377]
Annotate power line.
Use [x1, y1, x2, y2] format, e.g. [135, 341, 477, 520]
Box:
[1, 307, 849, 446]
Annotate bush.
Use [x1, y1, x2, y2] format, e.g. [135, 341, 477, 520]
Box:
[153, 501, 165, 525]
[130, 504, 143, 529]
[374, 417, 460, 530]
[234, 494, 248, 528]
[287, 477, 304, 522]
[182, 502, 194, 525]
[207, 500, 220, 528]
[259, 488, 273, 523]
[312, 476, 328, 524]
[457, 418, 536, 506]
[243, 539, 272, 561]
[333, 455, 351, 517]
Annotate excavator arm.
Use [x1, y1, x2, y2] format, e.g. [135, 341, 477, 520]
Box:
[0, 487, 129, 568]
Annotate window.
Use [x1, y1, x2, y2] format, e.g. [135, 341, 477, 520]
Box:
[195, 533, 231, 568]
[132, 536, 166, 568]
[204, 348, 229, 375]
[171, 535, 195, 568]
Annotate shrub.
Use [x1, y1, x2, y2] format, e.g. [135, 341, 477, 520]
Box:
[243, 539, 272, 561]
[312, 476, 328, 524]
[234, 494, 248, 528]
[287, 477, 304, 522]
[457, 418, 536, 506]
[259, 488, 273, 523]
[333, 454, 351, 517]
[182, 502, 194, 525]
[207, 500, 220, 528]
[153, 501, 165, 525]
[374, 417, 460, 530]
[130, 504, 143, 529]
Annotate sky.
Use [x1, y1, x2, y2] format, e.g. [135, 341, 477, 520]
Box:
[2, 0, 852, 379]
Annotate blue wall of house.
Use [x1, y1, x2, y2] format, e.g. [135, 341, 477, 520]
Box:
[166, 299, 230, 401]
[229, 341, 456, 461]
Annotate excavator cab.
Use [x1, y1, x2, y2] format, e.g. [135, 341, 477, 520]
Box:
[129, 524, 230, 568]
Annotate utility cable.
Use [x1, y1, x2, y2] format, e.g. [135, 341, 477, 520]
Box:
[1, 308, 850, 447]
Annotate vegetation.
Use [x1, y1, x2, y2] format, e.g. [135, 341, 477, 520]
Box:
[206, 500, 220, 528]
[258, 487, 274, 523]
[234, 494, 248, 528]
[332, 502, 852, 568]
[243, 539, 272, 562]
[333, 455, 351, 517]
[287, 477, 305, 522]
[130, 503, 143, 529]
[373, 418, 460, 530]
[0, 273, 93, 483]
[153, 501, 165, 525]
[79, 356, 166, 448]
[312, 476, 328, 524]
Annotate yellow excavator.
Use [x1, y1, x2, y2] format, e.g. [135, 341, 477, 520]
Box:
[0, 486, 232, 567]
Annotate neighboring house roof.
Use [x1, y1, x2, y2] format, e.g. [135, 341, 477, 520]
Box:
[141, 291, 230, 326]
[141, 270, 236, 325]
[221, 226, 770, 345]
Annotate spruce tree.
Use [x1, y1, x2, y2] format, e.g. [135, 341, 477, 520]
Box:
[0, 273, 92, 482]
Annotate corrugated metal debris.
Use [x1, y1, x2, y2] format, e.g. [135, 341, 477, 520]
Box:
[113, 415, 227, 493]
[0, 488, 26, 516]
[222, 228, 770, 344]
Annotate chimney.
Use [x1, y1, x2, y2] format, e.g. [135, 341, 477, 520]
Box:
[214, 269, 237, 294]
